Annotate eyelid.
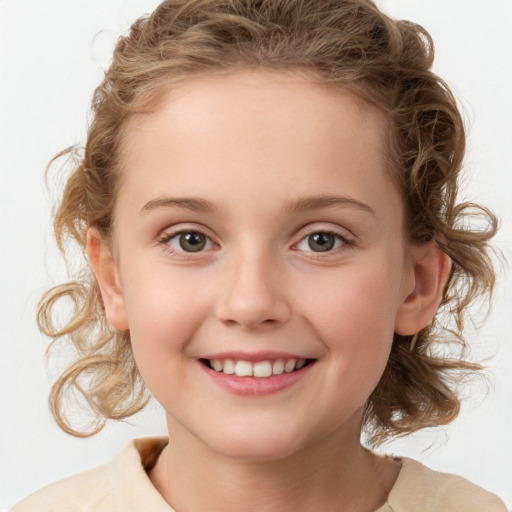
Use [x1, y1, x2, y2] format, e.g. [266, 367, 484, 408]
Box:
[295, 232, 344, 252]
[291, 224, 355, 254]
[158, 224, 219, 256]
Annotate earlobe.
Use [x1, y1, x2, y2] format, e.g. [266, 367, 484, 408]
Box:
[394, 241, 452, 336]
[86, 228, 129, 331]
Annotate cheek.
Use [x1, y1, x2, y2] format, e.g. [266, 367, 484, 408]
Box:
[297, 263, 401, 385]
[120, 268, 210, 384]
[303, 263, 399, 333]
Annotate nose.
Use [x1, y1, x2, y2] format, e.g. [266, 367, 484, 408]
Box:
[215, 251, 291, 330]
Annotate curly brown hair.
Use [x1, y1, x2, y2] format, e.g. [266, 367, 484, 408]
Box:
[38, 0, 497, 443]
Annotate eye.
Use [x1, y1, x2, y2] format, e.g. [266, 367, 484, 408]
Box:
[164, 230, 213, 253]
[296, 231, 346, 253]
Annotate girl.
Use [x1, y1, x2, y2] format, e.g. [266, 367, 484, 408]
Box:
[9, 0, 509, 510]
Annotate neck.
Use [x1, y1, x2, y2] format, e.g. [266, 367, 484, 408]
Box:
[149, 415, 400, 512]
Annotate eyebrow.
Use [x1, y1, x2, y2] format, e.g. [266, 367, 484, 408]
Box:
[141, 197, 218, 214]
[140, 194, 375, 216]
[284, 195, 376, 216]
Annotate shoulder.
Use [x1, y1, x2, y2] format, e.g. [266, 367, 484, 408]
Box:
[387, 457, 508, 512]
[11, 461, 114, 512]
[11, 437, 171, 512]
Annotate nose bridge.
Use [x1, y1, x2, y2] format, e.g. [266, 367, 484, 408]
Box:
[216, 241, 290, 329]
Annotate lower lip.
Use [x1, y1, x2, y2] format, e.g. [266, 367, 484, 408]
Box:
[200, 362, 315, 396]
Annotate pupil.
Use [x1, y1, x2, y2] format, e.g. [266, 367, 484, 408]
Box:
[308, 233, 334, 252]
[180, 232, 206, 252]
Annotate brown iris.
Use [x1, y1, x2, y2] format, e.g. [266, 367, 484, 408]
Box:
[179, 232, 207, 252]
[308, 233, 336, 252]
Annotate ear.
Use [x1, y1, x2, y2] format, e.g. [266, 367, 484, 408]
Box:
[86, 228, 129, 331]
[394, 241, 452, 336]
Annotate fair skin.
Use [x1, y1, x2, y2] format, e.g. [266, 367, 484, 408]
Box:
[88, 69, 451, 511]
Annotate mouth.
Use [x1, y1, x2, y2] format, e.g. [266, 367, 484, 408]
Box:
[200, 358, 315, 378]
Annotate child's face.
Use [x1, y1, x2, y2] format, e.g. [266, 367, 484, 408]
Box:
[101, 69, 417, 459]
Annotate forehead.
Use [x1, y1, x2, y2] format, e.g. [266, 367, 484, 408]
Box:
[117, 69, 400, 223]
[122, 68, 387, 155]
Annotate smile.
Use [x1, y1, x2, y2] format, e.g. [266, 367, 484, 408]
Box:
[203, 358, 312, 378]
[199, 354, 316, 396]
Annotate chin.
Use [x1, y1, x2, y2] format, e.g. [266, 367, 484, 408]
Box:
[199, 422, 313, 462]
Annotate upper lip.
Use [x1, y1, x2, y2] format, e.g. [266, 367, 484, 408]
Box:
[201, 351, 314, 362]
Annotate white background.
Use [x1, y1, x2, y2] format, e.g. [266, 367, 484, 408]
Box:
[1, 0, 511, 509]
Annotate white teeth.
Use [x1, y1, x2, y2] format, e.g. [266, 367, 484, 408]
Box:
[211, 359, 223, 372]
[235, 360, 253, 377]
[253, 361, 272, 378]
[209, 358, 309, 378]
[223, 359, 235, 374]
[272, 360, 285, 375]
[284, 359, 297, 373]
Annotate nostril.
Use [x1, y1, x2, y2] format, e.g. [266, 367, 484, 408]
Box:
[215, 279, 292, 329]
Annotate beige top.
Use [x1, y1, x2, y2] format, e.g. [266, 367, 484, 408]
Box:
[12, 437, 507, 512]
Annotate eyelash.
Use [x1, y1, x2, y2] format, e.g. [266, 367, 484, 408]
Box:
[294, 230, 351, 256]
[157, 228, 353, 258]
[158, 229, 216, 257]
